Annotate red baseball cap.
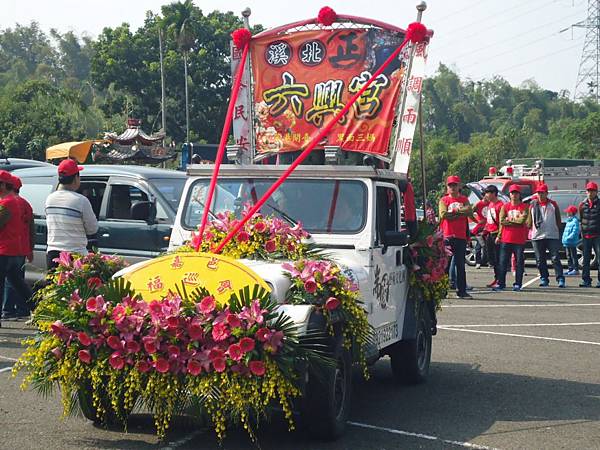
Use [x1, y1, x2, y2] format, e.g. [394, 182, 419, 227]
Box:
[57, 159, 83, 177]
[535, 183, 548, 193]
[10, 175, 22, 190]
[564, 205, 578, 214]
[0, 170, 12, 184]
[447, 175, 461, 185]
[509, 184, 521, 193]
[586, 181, 598, 191]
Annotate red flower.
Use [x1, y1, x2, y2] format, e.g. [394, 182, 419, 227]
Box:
[317, 6, 337, 26]
[226, 313, 242, 329]
[249, 360, 266, 376]
[325, 297, 340, 311]
[50, 320, 69, 340]
[155, 358, 170, 373]
[111, 304, 126, 322]
[167, 316, 179, 329]
[231, 28, 252, 50]
[304, 279, 317, 294]
[87, 277, 103, 289]
[213, 357, 226, 372]
[137, 360, 151, 373]
[239, 337, 255, 353]
[227, 343, 243, 361]
[143, 339, 158, 354]
[208, 347, 225, 362]
[109, 352, 125, 370]
[107, 335, 123, 350]
[212, 322, 230, 341]
[78, 349, 92, 364]
[187, 360, 202, 376]
[254, 221, 267, 233]
[256, 327, 271, 342]
[237, 230, 250, 242]
[265, 239, 277, 253]
[167, 345, 180, 359]
[77, 332, 92, 347]
[198, 296, 216, 315]
[188, 323, 204, 341]
[125, 340, 141, 354]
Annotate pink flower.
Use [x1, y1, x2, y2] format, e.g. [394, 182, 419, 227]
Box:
[78, 349, 92, 364]
[227, 344, 243, 361]
[253, 221, 267, 233]
[208, 348, 225, 362]
[325, 297, 340, 311]
[143, 337, 158, 354]
[107, 335, 123, 351]
[125, 340, 141, 354]
[87, 277, 103, 289]
[212, 322, 230, 341]
[109, 352, 125, 370]
[167, 345, 180, 360]
[54, 251, 72, 268]
[167, 316, 179, 329]
[264, 239, 277, 253]
[212, 358, 226, 372]
[78, 332, 92, 347]
[137, 360, 151, 373]
[249, 360, 266, 376]
[187, 360, 202, 376]
[51, 347, 63, 359]
[226, 313, 242, 329]
[265, 331, 284, 353]
[237, 230, 250, 242]
[198, 296, 216, 315]
[155, 358, 169, 373]
[111, 304, 126, 322]
[239, 337, 255, 353]
[50, 320, 70, 340]
[238, 299, 267, 326]
[304, 279, 317, 294]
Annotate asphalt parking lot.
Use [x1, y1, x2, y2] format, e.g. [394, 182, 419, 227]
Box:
[1, 267, 599, 450]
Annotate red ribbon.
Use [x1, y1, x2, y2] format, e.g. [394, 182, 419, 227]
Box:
[214, 32, 414, 253]
[195, 43, 250, 250]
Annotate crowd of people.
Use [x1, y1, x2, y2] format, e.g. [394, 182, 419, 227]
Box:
[438, 176, 600, 298]
[0, 159, 97, 325]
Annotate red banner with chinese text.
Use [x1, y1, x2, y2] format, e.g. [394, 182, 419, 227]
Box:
[250, 28, 408, 156]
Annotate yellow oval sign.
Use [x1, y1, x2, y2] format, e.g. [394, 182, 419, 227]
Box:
[115, 252, 270, 305]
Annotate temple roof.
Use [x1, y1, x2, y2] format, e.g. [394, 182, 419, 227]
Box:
[104, 119, 165, 146]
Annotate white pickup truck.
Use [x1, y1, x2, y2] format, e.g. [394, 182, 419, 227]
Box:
[168, 164, 435, 438]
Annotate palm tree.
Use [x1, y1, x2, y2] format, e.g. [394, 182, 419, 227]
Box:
[163, 0, 196, 143]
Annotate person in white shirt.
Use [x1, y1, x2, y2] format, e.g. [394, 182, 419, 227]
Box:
[45, 159, 98, 270]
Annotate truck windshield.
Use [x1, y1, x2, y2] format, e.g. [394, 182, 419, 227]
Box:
[183, 178, 367, 234]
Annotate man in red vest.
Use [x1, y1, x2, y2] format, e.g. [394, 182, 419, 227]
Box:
[0, 171, 33, 326]
[439, 175, 472, 298]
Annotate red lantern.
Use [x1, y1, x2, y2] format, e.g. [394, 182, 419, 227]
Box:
[506, 166, 514, 176]
[488, 167, 497, 176]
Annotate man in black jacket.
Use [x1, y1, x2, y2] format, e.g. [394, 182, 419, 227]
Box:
[579, 182, 600, 288]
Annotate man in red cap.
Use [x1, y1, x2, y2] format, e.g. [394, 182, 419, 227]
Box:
[45, 159, 98, 270]
[439, 175, 472, 298]
[528, 183, 565, 288]
[578, 181, 600, 287]
[494, 184, 530, 291]
[1, 175, 34, 320]
[0, 171, 33, 326]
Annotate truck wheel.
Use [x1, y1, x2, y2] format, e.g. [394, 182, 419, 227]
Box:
[390, 304, 432, 384]
[303, 345, 352, 440]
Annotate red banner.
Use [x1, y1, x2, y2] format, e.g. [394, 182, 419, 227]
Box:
[250, 28, 407, 156]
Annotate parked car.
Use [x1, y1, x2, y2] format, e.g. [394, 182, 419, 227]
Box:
[13, 165, 186, 283]
[0, 157, 53, 172]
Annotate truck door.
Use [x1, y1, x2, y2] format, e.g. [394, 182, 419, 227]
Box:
[370, 183, 409, 348]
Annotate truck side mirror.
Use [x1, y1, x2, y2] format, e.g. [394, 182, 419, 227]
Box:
[384, 230, 408, 247]
[130, 201, 156, 224]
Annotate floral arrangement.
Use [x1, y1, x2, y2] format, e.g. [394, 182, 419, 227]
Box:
[50, 251, 127, 287]
[14, 253, 326, 441]
[188, 211, 312, 261]
[282, 259, 371, 374]
[408, 221, 450, 307]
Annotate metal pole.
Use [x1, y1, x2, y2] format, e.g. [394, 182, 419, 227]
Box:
[159, 28, 167, 139]
[242, 7, 255, 163]
[184, 51, 190, 143]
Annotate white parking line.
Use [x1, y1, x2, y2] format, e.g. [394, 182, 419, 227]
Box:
[444, 303, 600, 308]
[0, 366, 13, 373]
[159, 430, 203, 450]
[522, 275, 541, 288]
[443, 322, 600, 328]
[439, 326, 600, 346]
[348, 421, 498, 449]
[0, 355, 18, 362]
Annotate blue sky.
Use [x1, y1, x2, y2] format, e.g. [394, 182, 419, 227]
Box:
[2, 0, 590, 94]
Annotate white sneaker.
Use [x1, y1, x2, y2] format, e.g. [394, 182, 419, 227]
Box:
[475, 264, 481, 269]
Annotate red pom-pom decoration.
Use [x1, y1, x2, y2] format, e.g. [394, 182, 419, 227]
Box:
[317, 6, 337, 26]
[231, 28, 252, 49]
[406, 22, 428, 44]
